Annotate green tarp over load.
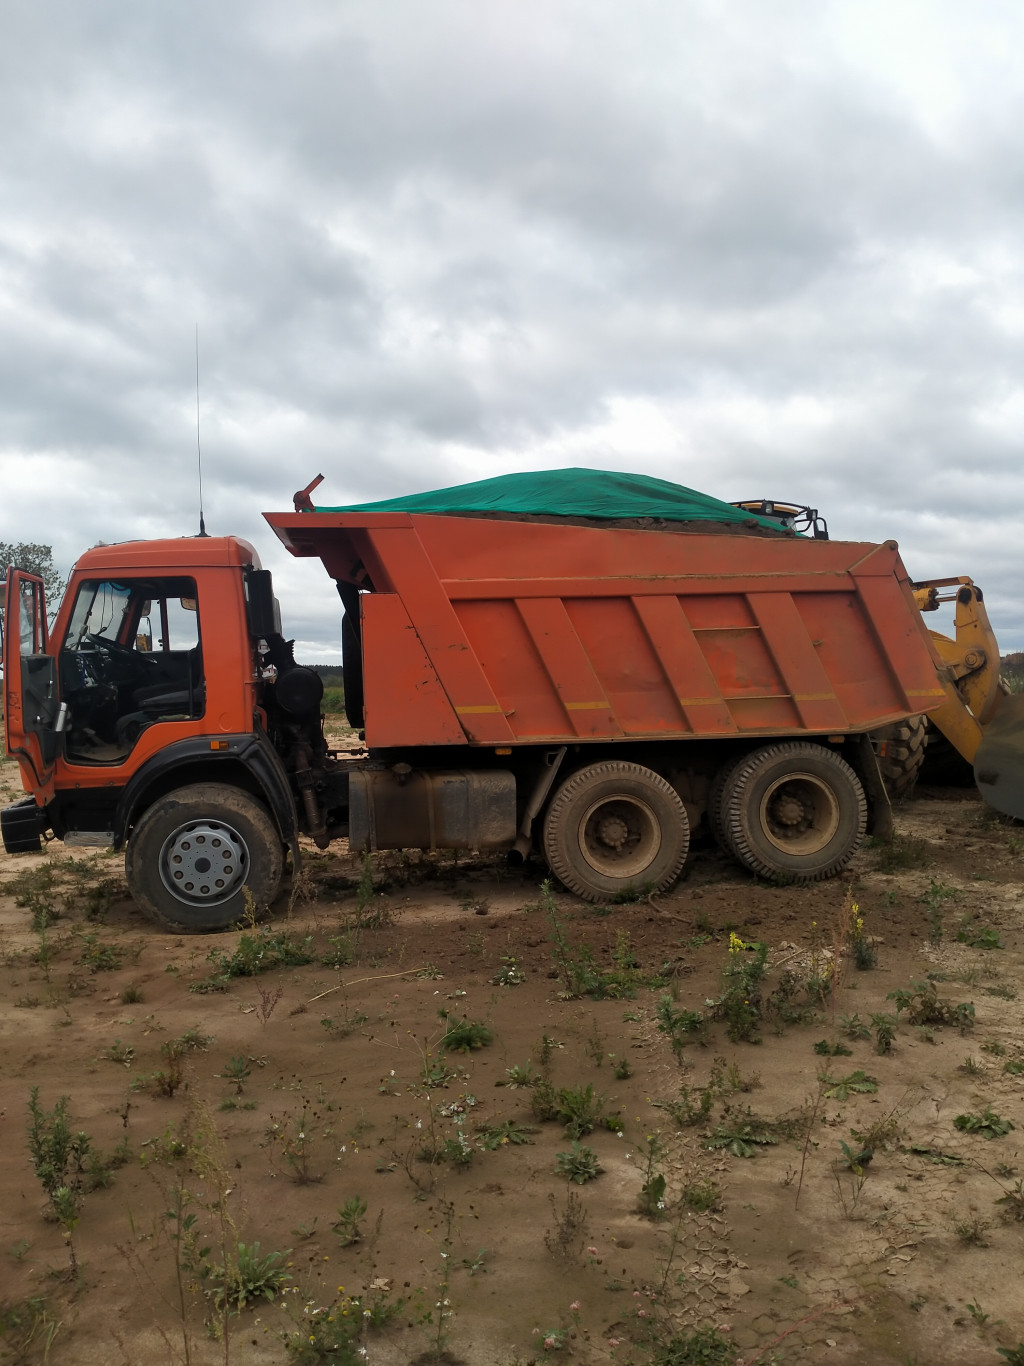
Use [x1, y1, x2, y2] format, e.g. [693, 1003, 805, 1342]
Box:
[320, 467, 787, 534]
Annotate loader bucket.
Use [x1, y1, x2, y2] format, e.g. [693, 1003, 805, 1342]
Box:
[974, 693, 1024, 821]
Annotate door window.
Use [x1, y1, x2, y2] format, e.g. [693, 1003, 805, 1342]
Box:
[18, 577, 47, 656]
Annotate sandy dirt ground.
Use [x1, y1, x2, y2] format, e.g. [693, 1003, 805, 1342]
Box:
[2, 751, 1024, 1366]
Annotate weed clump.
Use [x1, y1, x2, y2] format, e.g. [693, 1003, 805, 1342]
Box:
[634, 1132, 668, 1218]
[555, 1142, 603, 1184]
[704, 1116, 778, 1158]
[847, 900, 877, 970]
[920, 878, 958, 944]
[209, 1240, 292, 1311]
[192, 929, 316, 992]
[280, 1288, 375, 1364]
[265, 1103, 327, 1184]
[871, 832, 929, 872]
[711, 933, 769, 1042]
[646, 1325, 734, 1365]
[680, 1177, 722, 1212]
[544, 1188, 589, 1264]
[954, 1107, 1015, 1140]
[331, 1196, 367, 1247]
[437, 1011, 493, 1053]
[540, 882, 649, 999]
[820, 1069, 878, 1101]
[888, 979, 974, 1033]
[26, 1089, 92, 1277]
[534, 1082, 610, 1139]
[656, 995, 705, 1059]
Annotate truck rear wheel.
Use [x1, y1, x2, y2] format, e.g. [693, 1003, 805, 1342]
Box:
[542, 761, 690, 902]
[720, 742, 866, 882]
[706, 754, 748, 850]
[873, 716, 927, 799]
[125, 783, 284, 932]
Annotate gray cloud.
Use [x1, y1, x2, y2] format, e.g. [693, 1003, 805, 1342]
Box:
[2, 0, 1024, 657]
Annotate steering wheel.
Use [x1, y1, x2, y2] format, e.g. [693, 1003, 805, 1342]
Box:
[86, 632, 159, 665]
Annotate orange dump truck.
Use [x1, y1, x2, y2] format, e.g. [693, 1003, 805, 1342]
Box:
[1, 469, 1012, 931]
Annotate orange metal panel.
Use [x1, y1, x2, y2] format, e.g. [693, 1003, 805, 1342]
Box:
[361, 528, 516, 745]
[563, 596, 684, 736]
[630, 596, 737, 734]
[361, 595, 467, 746]
[852, 576, 949, 714]
[453, 599, 571, 739]
[746, 593, 849, 732]
[513, 598, 622, 738]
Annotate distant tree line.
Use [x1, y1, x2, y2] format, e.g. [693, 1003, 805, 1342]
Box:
[311, 666, 345, 714]
[0, 543, 67, 641]
[0, 543, 66, 606]
[1002, 653, 1024, 694]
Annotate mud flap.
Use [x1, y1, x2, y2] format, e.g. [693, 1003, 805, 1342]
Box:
[856, 733, 894, 842]
[974, 694, 1024, 821]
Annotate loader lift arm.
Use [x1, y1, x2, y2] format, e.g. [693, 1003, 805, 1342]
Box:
[913, 577, 1001, 766]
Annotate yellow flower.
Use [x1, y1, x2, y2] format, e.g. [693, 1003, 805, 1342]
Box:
[728, 932, 746, 956]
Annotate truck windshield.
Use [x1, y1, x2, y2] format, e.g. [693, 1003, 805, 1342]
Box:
[59, 576, 204, 765]
[67, 582, 133, 648]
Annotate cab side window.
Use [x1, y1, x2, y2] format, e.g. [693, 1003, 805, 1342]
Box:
[60, 577, 204, 764]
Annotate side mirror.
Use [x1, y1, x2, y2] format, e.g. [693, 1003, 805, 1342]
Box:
[245, 569, 279, 639]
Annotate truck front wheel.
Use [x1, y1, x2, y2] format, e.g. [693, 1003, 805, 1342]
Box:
[125, 783, 284, 932]
[720, 742, 866, 882]
[542, 761, 690, 902]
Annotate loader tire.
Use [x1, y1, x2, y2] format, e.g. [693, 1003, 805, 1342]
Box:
[543, 761, 690, 903]
[720, 742, 867, 883]
[873, 716, 928, 799]
[125, 783, 284, 933]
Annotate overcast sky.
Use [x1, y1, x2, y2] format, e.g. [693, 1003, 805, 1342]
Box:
[3, 1, 1023, 658]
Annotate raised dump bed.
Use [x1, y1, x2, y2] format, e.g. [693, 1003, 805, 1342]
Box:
[268, 492, 945, 752]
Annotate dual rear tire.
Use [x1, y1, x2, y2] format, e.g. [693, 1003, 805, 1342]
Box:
[712, 742, 867, 882]
[541, 743, 868, 900]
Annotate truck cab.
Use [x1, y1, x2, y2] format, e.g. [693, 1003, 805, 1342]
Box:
[3, 536, 304, 931]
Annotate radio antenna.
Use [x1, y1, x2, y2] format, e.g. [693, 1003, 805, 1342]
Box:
[196, 324, 208, 537]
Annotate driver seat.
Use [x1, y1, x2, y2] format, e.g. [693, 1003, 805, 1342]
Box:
[127, 648, 204, 721]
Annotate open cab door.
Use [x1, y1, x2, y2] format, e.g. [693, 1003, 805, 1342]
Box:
[3, 569, 61, 807]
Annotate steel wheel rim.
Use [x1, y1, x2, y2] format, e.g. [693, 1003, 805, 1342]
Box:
[578, 794, 662, 878]
[758, 772, 840, 855]
[159, 819, 250, 906]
